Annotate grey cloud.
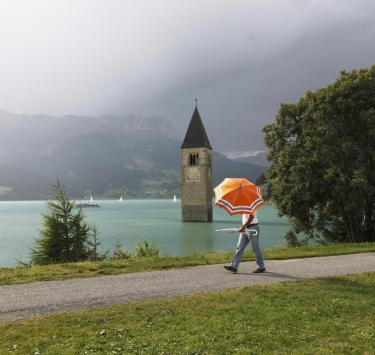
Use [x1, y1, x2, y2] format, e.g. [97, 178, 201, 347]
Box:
[0, 0, 374, 155]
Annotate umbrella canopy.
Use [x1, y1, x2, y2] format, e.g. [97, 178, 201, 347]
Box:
[214, 178, 265, 215]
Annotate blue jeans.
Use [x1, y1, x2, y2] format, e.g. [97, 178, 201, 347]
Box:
[230, 225, 265, 270]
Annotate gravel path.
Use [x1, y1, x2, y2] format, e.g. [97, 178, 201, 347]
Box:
[1, 252, 375, 322]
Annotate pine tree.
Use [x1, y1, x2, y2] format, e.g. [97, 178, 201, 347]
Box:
[31, 181, 92, 265]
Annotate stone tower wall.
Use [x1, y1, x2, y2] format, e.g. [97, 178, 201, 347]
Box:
[181, 147, 212, 222]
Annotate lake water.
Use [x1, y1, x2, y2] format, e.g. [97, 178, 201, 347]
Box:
[0, 200, 289, 267]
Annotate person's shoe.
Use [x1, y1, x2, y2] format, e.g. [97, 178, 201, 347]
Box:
[253, 268, 266, 273]
[224, 265, 237, 273]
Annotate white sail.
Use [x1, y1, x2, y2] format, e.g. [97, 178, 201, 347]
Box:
[119, 196, 123, 202]
[173, 194, 177, 203]
[90, 196, 94, 202]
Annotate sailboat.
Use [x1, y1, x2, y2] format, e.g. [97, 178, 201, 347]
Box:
[173, 194, 177, 203]
[119, 196, 123, 202]
[76, 194, 100, 208]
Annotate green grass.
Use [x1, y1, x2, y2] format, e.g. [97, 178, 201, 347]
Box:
[1, 242, 375, 286]
[1, 272, 375, 354]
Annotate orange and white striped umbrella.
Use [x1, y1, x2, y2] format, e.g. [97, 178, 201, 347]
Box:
[214, 178, 265, 215]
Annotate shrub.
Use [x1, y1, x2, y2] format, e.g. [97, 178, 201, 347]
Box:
[135, 240, 160, 257]
[112, 241, 132, 259]
[285, 230, 309, 247]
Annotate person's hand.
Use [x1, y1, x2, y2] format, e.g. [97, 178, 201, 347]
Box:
[238, 227, 246, 233]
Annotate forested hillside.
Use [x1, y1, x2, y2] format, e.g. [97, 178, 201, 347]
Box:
[0, 110, 265, 199]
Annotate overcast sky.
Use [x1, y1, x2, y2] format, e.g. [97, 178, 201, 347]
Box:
[0, 0, 374, 156]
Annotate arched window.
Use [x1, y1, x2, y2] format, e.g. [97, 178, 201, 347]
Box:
[189, 153, 199, 166]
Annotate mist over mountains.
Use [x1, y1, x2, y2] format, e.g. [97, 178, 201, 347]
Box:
[0, 110, 266, 200]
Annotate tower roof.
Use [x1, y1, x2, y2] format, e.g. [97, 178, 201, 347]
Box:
[181, 106, 212, 149]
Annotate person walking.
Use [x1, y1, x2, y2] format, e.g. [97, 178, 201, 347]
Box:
[224, 212, 266, 273]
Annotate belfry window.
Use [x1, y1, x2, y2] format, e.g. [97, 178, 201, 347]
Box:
[189, 153, 199, 166]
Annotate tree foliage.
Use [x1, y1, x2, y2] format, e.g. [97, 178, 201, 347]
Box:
[264, 66, 375, 242]
[31, 181, 95, 264]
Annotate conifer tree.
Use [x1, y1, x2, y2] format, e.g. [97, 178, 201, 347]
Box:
[31, 181, 92, 265]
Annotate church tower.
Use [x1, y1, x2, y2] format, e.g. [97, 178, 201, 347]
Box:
[181, 104, 213, 222]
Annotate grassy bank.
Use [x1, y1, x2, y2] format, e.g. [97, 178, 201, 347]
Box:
[1, 242, 375, 286]
[1, 272, 375, 353]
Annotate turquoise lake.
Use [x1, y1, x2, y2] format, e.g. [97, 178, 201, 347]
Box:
[0, 200, 289, 267]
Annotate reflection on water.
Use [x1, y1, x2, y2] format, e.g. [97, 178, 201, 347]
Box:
[180, 222, 215, 256]
[0, 200, 289, 267]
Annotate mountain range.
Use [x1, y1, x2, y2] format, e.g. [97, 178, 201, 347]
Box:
[233, 152, 271, 168]
[0, 110, 267, 200]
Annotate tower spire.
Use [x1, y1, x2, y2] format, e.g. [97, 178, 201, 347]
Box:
[181, 104, 212, 149]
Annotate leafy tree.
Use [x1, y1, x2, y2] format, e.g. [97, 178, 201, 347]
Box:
[31, 181, 94, 264]
[256, 172, 272, 200]
[264, 66, 375, 242]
